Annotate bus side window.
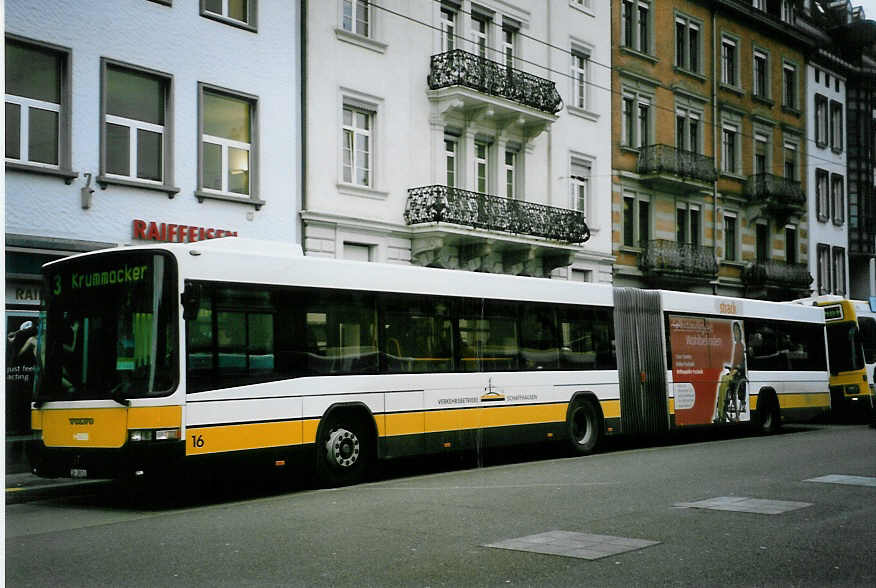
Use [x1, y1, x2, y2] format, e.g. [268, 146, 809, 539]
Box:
[520, 305, 559, 370]
[858, 316, 876, 364]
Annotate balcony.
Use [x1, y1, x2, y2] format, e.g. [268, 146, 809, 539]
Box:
[742, 260, 813, 300]
[744, 174, 806, 222]
[636, 145, 717, 193]
[427, 49, 561, 135]
[404, 185, 589, 276]
[638, 240, 718, 288]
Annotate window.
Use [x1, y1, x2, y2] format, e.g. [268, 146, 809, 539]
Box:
[724, 212, 738, 261]
[622, 191, 650, 248]
[676, 107, 701, 153]
[817, 244, 830, 295]
[5, 37, 70, 171]
[783, 141, 798, 181]
[721, 37, 737, 87]
[472, 15, 489, 59]
[832, 173, 845, 225]
[343, 242, 372, 262]
[622, 90, 653, 149]
[753, 50, 769, 99]
[502, 26, 515, 68]
[475, 141, 489, 193]
[504, 150, 516, 199]
[783, 63, 797, 110]
[343, 106, 372, 187]
[445, 138, 457, 188]
[832, 247, 846, 295]
[199, 85, 256, 199]
[441, 7, 456, 52]
[754, 132, 769, 175]
[781, 0, 795, 24]
[676, 203, 701, 246]
[201, 0, 256, 30]
[830, 100, 843, 152]
[722, 124, 739, 175]
[753, 0, 765, 10]
[571, 50, 590, 110]
[816, 168, 829, 222]
[570, 158, 591, 218]
[101, 61, 170, 185]
[341, 0, 370, 37]
[621, 0, 651, 54]
[675, 15, 700, 73]
[756, 222, 769, 263]
[785, 226, 797, 264]
[814, 95, 828, 147]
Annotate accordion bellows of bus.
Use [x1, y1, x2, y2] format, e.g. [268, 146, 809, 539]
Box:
[30, 238, 832, 486]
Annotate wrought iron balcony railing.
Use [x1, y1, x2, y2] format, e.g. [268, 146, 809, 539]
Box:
[404, 185, 590, 244]
[639, 240, 718, 278]
[428, 49, 563, 115]
[741, 261, 812, 289]
[637, 145, 717, 184]
[744, 173, 806, 208]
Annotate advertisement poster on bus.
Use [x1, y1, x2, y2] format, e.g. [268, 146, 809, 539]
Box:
[668, 314, 750, 426]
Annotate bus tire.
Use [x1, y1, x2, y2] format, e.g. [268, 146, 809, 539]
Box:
[757, 393, 781, 434]
[567, 399, 602, 455]
[316, 414, 372, 487]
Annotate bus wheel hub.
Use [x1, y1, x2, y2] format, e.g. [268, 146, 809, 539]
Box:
[327, 428, 359, 468]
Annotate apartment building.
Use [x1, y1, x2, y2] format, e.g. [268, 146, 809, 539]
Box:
[4, 0, 301, 468]
[611, 0, 816, 300]
[302, 0, 613, 281]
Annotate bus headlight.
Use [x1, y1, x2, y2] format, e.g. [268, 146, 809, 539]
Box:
[129, 428, 181, 442]
[845, 385, 860, 396]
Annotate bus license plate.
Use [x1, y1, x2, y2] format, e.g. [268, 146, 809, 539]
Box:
[70, 468, 88, 479]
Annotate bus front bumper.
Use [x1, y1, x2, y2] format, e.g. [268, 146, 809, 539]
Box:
[28, 439, 185, 480]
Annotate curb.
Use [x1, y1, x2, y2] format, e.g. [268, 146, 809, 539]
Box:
[6, 476, 111, 505]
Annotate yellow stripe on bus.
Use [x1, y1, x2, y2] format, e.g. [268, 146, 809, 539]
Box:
[777, 392, 831, 409]
[187, 420, 311, 456]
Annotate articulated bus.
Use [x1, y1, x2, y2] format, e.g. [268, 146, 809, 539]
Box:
[795, 296, 876, 419]
[30, 239, 831, 486]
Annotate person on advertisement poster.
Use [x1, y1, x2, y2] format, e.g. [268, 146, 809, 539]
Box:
[6, 318, 39, 435]
[714, 320, 747, 423]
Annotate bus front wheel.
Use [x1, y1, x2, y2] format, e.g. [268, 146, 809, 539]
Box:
[316, 416, 372, 487]
[568, 400, 602, 455]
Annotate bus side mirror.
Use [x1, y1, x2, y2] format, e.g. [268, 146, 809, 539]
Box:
[181, 283, 201, 321]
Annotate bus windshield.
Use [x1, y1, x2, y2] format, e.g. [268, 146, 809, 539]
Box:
[826, 321, 865, 375]
[36, 251, 178, 403]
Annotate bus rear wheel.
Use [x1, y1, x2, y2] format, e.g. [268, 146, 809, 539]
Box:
[757, 394, 781, 434]
[568, 400, 602, 455]
[316, 416, 372, 487]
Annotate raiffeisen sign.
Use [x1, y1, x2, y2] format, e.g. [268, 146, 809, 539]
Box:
[132, 219, 239, 243]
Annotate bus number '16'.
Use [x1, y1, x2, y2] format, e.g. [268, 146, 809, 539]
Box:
[191, 435, 204, 448]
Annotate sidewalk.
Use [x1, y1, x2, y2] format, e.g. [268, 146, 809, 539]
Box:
[6, 472, 110, 505]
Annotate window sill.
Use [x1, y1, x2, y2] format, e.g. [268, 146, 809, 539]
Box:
[815, 140, 828, 150]
[567, 104, 600, 122]
[620, 46, 658, 64]
[569, 1, 595, 17]
[620, 146, 641, 156]
[334, 28, 388, 54]
[752, 94, 774, 107]
[337, 182, 389, 200]
[721, 260, 746, 268]
[673, 66, 706, 83]
[6, 161, 78, 184]
[201, 11, 257, 33]
[195, 190, 266, 210]
[833, 219, 845, 227]
[782, 105, 801, 117]
[719, 83, 744, 96]
[831, 147, 844, 155]
[719, 171, 746, 182]
[619, 245, 642, 254]
[97, 175, 180, 197]
[816, 214, 830, 223]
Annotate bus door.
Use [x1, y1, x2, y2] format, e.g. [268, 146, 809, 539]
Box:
[612, 288, 669, 434]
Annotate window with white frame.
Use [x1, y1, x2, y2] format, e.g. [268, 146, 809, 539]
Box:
[722, 122, 739, 175]
[472, 15, 489, 59]
[724, 212, 738, 261]
[817, 243, 830, 295]
[832, 246, 846, 295]
[502, 26, 515, 68]
[815, 94, 828, 147]
[102, 61, 170, 184]
[504, 149, 516, 199]
[675, 106, 701, 153]
[832, 173, 845, 225]
[816, 169, 829, 222]
[475, 141, 489, 193]
[570, 157, 591, 218]
[675, 14, 700, 73]
[753, 0, 765, 10]
[5, 37, 68, 169]
[622, 190, 650, 247]
[754, 131, 770, 175]
[783, 62, 797, 109]
[621, 89, 653, 149]
[676, 202, 701, 246]
[781, 0, 795, 24]
[200, 87, 255, 197]
[441, 6, 456, 52]
[830, 100, 843, 152]
[202, 0, 256, 29]
[753, 49, 769, 99]
[621, 0, 651, 54]
[571, 49, 590, 110]
[783, 140, 798, 181]
[342, 105, 372, 187]
[445, 138, 457, 188]
[785, 225, 797, 264]
[721, 36, 737, 87]
[341, 0, 370, 37]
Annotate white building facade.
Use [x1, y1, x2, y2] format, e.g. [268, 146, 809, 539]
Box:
[303, 0, 613, 281]
[4, 0, 301, 465]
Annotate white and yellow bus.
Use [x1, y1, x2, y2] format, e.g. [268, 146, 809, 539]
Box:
[30, 239, 831, 486]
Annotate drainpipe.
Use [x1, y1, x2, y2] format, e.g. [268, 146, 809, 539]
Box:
[712, 7, 719, 295]
[299, 0, 308, 248]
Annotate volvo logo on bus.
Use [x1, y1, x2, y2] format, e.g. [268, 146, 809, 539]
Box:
[69, 417, 94, 425]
